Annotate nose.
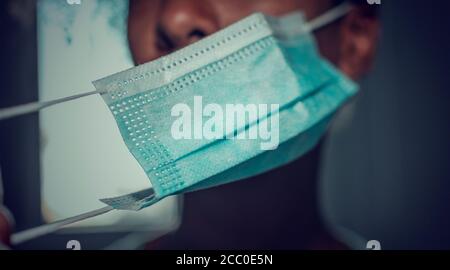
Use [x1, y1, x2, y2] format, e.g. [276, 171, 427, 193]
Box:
[156, 0, 219, 53]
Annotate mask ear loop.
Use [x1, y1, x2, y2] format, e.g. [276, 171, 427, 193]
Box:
[302, 2, 353, 33]
[10, 205, 114, 246]
[0, 89, 106, 121]
[10, 187, 158, 245]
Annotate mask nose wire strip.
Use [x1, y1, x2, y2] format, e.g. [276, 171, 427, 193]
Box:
[303, 2, 353, 33]
[0, 89, 106, 121]
[10, 205, 114, 246]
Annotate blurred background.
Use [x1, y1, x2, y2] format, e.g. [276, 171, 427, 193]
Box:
[0, 0, 449, 249]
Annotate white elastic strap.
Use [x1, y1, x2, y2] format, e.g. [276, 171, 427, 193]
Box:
[0, 89, 105, 121]
[304, 2, 353, 33]
[11, 206, 114, 245]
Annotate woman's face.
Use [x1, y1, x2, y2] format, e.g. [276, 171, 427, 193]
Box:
[127, 0, 379, 79]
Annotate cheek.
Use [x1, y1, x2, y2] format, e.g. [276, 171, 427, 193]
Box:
[252, 0, 304, 16]
[210, 0, 306, 29]
[128, 25, 157, 65]
[128, 0, 161, 64]
[315, 27, 341, 66]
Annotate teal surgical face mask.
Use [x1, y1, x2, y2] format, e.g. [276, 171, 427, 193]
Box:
[92, 4, 358, 208]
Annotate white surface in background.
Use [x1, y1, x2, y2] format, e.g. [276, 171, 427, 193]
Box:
[38, 0, 179, 231]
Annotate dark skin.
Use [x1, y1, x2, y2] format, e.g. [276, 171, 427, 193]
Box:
[128, 0, 379, 249]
